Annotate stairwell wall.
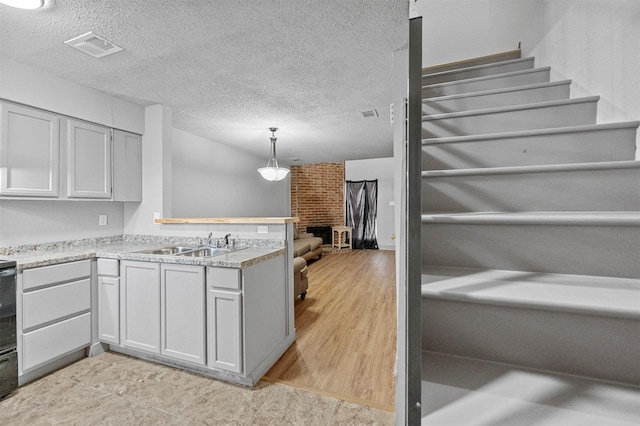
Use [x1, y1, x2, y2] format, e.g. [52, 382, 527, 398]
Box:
[521, 0, 640, 158]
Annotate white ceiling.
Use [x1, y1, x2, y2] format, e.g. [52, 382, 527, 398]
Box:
[0, 0, 408, 165]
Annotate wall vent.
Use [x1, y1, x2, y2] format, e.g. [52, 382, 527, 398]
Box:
[361, 109, 379, 118]
[65, 32, 123, 58]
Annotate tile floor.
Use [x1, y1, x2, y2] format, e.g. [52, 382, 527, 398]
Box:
[1, 352, 395, 425]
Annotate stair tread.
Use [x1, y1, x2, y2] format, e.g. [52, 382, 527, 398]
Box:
[421, 352, 640, 425]
[423, 80, 571, 103]
[421, 211, 640, 226]
[423, 66, 551, 89]
[423, 96, 600, 121]
[421, 266, 640, 318]
[422, 121, 640, 144]
[422, 159, 640, 176]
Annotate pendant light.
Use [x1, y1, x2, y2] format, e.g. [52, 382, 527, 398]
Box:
[258, 127, 290, 181]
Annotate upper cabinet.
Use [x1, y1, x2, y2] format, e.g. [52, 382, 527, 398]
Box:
[0, 101, 142, 202]
[0, 103, 60, 197]
[66, 119, 112, 199]
[112, 130, 142, 202]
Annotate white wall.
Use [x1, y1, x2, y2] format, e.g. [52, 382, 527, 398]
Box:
[0, 200, 124, 247]
[0, 56, 144, 134]
[520, 0, 640, 154]
[123, 104, 172, 236]
[345, 157, 395, 250]
[171, 128, 290, 218]
[415, 0, 536, 66]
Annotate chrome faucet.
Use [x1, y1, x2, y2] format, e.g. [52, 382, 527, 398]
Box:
[224, 234, 232, 247]
[206, 232, 213, 246]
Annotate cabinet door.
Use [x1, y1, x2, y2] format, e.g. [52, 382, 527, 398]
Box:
[161, 264, 205, 365]
[121, 261, 160, 353]
[22, 313, 91, 372]
[98, 276, 120, 345]
[0, 102, 60, 197]
[66, 119, 111, 198]
[112, 130, 142, 202]
[208, 288, 243, 373]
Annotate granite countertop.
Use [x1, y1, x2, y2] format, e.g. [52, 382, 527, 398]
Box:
[5, 241, 285, 271]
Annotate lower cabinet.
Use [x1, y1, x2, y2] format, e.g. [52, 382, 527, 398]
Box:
[161, 264, 206, 365]
[22, 313, 91, 372]
[120, 260, 160, 353]
[120, 261, 206, 365]
[110, 255, 288, 385]
[98, 276, 120, 344]
[20, 260, 92, 373]
[208, 288, 243, 373]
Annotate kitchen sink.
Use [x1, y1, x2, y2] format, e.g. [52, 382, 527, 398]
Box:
[176, 247, 231, 257]
[135, 246, 197, 255]
[134, 245, 236, 257]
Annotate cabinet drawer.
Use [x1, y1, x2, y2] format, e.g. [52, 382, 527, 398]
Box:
[23, 260, 90, 290]
[207, 267, 241, 290]
[23, 278, 90, 330]
[97, 258, 119, 277]
[21, 312, 91, 372]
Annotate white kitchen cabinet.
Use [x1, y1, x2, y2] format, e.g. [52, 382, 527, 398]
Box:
[22, 313, 91, 372]
[120, 260, 160, 353]
[98, 275, 120, 345]
[0, 102, 60, 197]
[207, 267, 243, 373]
[208, 288, 243, 373]
[161, 264, 205, 365]
[19, 260, 92, 373]
[66, 119, 112, 199]
[112, 129, 142, 202]
[98, 259, 120, 345]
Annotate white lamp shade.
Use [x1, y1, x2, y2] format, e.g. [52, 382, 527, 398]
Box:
[258, 166, 290, 182]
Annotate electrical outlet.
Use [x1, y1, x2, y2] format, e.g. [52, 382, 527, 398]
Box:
[257, 225, 269, 234]
[98, 214, 108, 226]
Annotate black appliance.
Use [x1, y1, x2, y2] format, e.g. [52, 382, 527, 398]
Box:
[0, 259, 17, 399]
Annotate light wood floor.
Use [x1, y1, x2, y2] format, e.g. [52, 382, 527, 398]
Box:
[263, 249, 397, 412]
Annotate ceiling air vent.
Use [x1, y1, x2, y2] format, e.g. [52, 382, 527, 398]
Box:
[361, 109, 379, 118]
[65, 32, 123, 58]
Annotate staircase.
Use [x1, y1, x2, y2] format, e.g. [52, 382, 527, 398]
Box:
[420, 50, 640, 423]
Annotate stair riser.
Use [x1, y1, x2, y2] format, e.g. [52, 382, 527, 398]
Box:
[423, 68, 550, 98]
[422, 83, 569, 115]
[421, 223, 640, 278]
[423, 58, 535, 86]
[423, 50, 521, 75]
[422, 167, 640, 213]
[422, 126, 638, 170]
[422, 101, 598, 138]
[421, 298, 639, 385]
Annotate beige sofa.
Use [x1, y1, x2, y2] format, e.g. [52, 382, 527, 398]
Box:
[293, 257, 308, 300]
[291, 231, 322, 300]
[293, 232, 323, 262]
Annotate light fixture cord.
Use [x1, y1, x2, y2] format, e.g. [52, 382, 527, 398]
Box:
[269, 131, 279, 168]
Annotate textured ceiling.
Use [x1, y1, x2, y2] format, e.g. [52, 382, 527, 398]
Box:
[0, 0, 408, 165]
